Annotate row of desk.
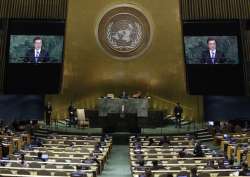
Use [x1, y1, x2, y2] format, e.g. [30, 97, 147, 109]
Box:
[0, 134, 112, 177]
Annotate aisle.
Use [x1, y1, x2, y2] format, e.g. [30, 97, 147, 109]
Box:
[100, 145, 131, 177]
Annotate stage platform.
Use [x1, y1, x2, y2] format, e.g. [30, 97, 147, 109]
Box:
[34, 122, 212, 144]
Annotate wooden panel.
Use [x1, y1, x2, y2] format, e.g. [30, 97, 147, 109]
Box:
[181, 0, 250, 20]
[0, 0, 68, 19]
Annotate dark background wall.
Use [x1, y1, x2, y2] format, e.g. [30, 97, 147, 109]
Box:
[0, 95, 44, 123]
[204, 96, 250, 121]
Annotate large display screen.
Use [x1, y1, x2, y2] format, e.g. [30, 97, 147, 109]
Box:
[9, 35, 64, 63]
[184, 36, 239, 64]
[5, 20, 65, 94]
[183, 21, 245, 95]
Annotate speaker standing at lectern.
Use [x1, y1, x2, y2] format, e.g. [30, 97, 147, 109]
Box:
[24, 37, 50, 63]
[45, 102, 52, 126]
[174, 102, 183, 128]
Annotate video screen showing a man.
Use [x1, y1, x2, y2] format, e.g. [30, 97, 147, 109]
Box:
[9, 35, 64, 63]
[25, 37, 49, 63]
[184, 36, 239, 64]
[201, 38, 226, 64]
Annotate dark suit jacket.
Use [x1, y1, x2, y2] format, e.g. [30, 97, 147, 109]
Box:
[174, 106, 183, 118]
[201, 50, 226, 64]
[25, 48, 49, 63]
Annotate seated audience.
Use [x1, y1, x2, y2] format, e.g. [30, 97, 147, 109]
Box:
[71, 165, 87, 177]
[151, 160, 163, 170]
[159, 136, 171, 146]
[19, 153, 28, 167]
[193, 141, 204, 157]
[148, 138, 156, 146]
[191, 167, 199, 177]
[204, 160, 216, 170]
[135, 160, 145, 171]
[239, 163, 250, 176]
[178, 147, 188, 158]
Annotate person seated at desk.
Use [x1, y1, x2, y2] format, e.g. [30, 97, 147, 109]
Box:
[178, 147, 188, 158]
[132, 91, 142, 98]
[93, 144, 102, 153]
[37, 151, 42, 160]
[71, 165, 87, 177]
[239, 163, 250, 176]
[134, 148, 143, 155]
[139, 168, 153, 177]
[193, 142, 204, 157]
[31, 137, 43, 147]
[100, 134, 109, 145]
[135, 160, 146, 171]
[218, 157, 231, 169]
[151, 160, 164, 170]
[134, 138, 142, 148]
[19, 153, 28, 167]
[204, 160, 216, 170]
[120, 91, 128, 99]
[148, 138, 157, 146]
[159, 136, 171, 146]
[82, 153, 100, 165]
[191, 167, 199, 177]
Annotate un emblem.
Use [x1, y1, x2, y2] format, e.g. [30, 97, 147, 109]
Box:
[97, 5, 152, 60]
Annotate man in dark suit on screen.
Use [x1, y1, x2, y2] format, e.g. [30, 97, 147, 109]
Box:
[25, 36, 49, 63]
[201, 37, 226, 64]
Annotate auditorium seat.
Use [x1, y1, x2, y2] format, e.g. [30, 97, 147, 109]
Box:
[17, 169, 30, 175]
[198, 173, 211, 177]
[158, 174, 169, 177]
[10, 162, 22, 167]
[56, 159, 66, 162]
[63, 165, 75, 169]
[29, 162, 41, 168]
[0, 169, 12, 174]
[54, 171, 68, 176]
[217, 171, 231, 176]
[177, 171, 190, 177]
[45, 164, 56, 169]
[37, 170, 51, 176]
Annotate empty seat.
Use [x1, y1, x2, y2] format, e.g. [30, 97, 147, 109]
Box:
[71, 159, 81, 163]
[30, 152, 37, 156]
[167, 159, 178, 164]
[198, 173, 211, 177]
[59, 153, 69, 157]
[17, 170, 30, 175]
[170, 166, 181, 170]
[63, 165, 75, 169]
[76, 141, 85, 145]
[37, 170, 51, 176]
[0, 169, 13, 174]
[158, 173, 169, 177]
[74, 154, 84, 158]
[56, 159, 66, 162]
[29, 162, 41, 168]
[184, 159, 195, 164]
[45, 164, 56, 169]
[11, 162, 22, 167]
[25, 156, 34, 161]
[217, 171, 231, 176]
[54, 171, 68, 176]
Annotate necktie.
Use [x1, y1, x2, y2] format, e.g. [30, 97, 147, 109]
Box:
[211, 52, 215, 64]
[35, 50, 40, 63]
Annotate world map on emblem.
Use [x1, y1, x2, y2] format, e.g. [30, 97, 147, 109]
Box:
[98, 6, 151, 59]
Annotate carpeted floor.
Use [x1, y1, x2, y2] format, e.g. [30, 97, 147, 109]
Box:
[99, 145, 131, 177]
